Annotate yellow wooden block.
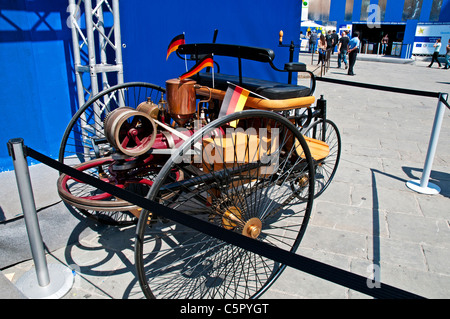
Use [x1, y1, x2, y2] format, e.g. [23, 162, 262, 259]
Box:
[297, 136, 330, 161]
[202, 130, 261, 164]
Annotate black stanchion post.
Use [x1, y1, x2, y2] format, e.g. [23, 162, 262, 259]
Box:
[317, 95, 327, 141]
[7, 138, 74, 299]
[288, 41, 294, 84]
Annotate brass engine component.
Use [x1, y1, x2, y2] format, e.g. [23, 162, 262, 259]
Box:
[166, 78, 197, 126]
[104, 107, 157, 157]
[137, 97, 160, 119]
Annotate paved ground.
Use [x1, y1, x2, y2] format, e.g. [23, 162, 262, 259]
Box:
[1, 53, 449, 299]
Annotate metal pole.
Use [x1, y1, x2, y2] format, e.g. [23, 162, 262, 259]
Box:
[7, 138, 50, 287]
[7, 138, 74, 298]
[406, 93, 448, 194]
[288, 41, 294, 84]
[84, 0, 99, 99]
[95, 0, 109, 91]
[113, 0, 124, 86]
[68, 0, 86, 114]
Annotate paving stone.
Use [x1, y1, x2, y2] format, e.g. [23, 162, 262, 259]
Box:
[386, 212, 450, 248]
[312, 201, 389, 238]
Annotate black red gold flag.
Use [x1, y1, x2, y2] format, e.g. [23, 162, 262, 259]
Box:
[166, 34, 185, 60]
[179, 54, 214, 81]
[218, 83, 250, 127]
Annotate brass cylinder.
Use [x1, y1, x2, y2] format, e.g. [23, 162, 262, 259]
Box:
[165, 78, 197, 126]
[137, 97, 159, 119]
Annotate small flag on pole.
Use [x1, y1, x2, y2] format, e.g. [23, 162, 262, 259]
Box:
[166, 34, 185, 60]
[179, 54, 214, 81]
[219, 83, 250, 127]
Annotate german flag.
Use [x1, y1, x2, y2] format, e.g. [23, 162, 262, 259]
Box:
[179, 54, 214, 81]
[166, 34, 185, 60]
[219, 83, 250, 127]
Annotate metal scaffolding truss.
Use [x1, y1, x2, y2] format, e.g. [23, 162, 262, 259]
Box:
[67, 0, 124, 109]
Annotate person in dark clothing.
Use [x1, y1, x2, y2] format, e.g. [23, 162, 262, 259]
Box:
[326, 30, 333, 48]
[331, 30, 339, 54]
[325, 30, 333, 62]
[309, 30, 318, 53]
[337, 31, 349, 69]
[347, 31, 360, 76]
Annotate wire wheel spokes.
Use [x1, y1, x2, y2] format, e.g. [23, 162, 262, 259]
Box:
[303, 119, 341, 197]
[57, 156, 159, 225]
[135, 110, 315, 299]
[60, 82, 165, 164]
[58, 82, 165, 225]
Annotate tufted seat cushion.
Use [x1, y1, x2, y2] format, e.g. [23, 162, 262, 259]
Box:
[196, 73, 311, 100]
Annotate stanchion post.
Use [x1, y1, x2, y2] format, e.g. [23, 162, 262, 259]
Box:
[7, 138, 74, 299]
[288, 40, 294, 84]
[7, 138, 50, 286]
[406, 93, 448, 194]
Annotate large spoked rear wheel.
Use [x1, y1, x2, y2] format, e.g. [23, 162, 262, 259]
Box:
[59, 82, 165, 225]
[135, 110, 315, 299]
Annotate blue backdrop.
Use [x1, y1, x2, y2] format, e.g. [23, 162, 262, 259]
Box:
[0, 0, 75, 171]
[119, 0, 301, 86]
[0, 0, 301, 171]
[1, 0, 449, 171]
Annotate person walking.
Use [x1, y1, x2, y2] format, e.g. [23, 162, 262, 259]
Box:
[317, 33, 327, 65]
[381, 34, 389, 55]
[442, 39, 450, 69]
[337, 31, 349, 69]
[347, 31, 360, 76]
[325, 30, 333, 62]
[331, 30, 339, 54]
[428, 39, 442, 68]
[309, 30, 318, 54]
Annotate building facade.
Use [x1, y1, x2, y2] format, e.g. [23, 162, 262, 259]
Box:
[302, 0, 450, 57]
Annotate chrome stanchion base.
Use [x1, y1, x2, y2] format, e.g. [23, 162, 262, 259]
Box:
[406, 179, 441, 195]
[15, 263, 74, 299]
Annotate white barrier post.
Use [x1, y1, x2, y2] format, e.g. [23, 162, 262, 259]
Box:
[7, 138, 74, 298]
[406, 93, 448, 195]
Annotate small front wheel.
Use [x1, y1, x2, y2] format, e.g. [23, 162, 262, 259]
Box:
[303, 119, 341, 197]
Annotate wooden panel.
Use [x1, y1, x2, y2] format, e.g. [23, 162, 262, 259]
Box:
[196, 87, 315, 111]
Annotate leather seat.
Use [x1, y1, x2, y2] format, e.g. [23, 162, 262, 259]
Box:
[196, 73, 311, 100]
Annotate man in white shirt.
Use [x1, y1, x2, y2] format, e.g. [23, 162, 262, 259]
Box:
[428, 39, 442, 68]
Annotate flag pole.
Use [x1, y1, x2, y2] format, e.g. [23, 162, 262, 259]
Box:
[212, 53, 215, 89]
[183, 32, 188, 72]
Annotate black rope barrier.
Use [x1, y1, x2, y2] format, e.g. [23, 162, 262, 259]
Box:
[315, 76, 442, 98]
[25, 146, 424, 299]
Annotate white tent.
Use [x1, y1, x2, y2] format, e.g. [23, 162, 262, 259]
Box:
[300, 20, 324, 29]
